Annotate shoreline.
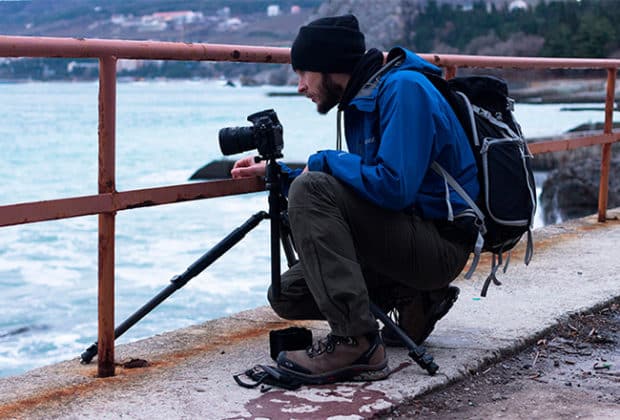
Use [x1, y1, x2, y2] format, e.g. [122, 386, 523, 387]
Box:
[1, 77, 619, 105]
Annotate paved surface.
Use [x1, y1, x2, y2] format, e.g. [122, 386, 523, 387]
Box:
[1, 210, 619, 419]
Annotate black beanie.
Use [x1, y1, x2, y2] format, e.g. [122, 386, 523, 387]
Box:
[291, 14, 366, 74]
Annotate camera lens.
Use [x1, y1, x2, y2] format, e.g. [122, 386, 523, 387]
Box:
[218, 126, 256, 156]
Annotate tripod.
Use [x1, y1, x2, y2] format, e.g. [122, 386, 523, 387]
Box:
[80, 157, 438, 375]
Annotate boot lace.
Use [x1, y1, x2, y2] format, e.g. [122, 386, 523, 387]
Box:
[306, 334, 357, 358]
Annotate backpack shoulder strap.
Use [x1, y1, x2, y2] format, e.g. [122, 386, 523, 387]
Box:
[431, 161, 485, 279]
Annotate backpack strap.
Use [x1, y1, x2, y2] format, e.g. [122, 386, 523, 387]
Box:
[481, 253, 503, 297]
[465, 235, 484, 280]
[430, 161, 485, 279]
[337, 109, 343, 151]
[336, 54, 404, 151]
[472, 103, 521, 139]
[454, 91, 479, 147]
[233, 365, 304, 391]
[524, 229, 534, 265]
[430, 162, 485, 227]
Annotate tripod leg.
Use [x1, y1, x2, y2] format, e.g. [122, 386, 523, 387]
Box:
[80, 210, 269, 364]
[369, 302, 438, 375]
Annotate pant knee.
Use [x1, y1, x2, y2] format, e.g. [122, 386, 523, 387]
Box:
[289, 171, 332, 206]
[267, 287, 315, 321]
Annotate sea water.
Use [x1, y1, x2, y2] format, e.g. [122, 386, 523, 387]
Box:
[0, 80, 612, 377]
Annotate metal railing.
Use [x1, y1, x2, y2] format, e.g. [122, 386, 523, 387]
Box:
[0, 35, 618, 377]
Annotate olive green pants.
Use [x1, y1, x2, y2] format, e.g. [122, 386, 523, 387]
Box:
[268, 172, 472, 337]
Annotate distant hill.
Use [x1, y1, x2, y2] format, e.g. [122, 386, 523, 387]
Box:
[0, 0, 321, 45]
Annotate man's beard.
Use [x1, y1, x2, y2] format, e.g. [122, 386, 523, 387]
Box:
[317, 74, 344, 115]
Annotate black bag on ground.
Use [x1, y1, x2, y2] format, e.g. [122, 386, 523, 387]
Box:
[423, 72, 537, 296]
[269, 326, 312, 361]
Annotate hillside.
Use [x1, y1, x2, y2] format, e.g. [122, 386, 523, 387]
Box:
[0, 0, 320, 46]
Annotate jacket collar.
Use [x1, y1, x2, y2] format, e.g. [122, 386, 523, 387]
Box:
[346, 48, 406, 112]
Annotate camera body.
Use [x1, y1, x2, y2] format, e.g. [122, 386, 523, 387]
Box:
[219, 109, 283, 159]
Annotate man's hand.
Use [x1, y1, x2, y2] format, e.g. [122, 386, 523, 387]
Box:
[231, 155, 267, 179]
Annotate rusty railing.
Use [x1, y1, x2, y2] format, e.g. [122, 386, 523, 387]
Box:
[0, 35, 618, 377]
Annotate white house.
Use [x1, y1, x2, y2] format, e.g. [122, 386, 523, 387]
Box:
[267, 5, 280, 16]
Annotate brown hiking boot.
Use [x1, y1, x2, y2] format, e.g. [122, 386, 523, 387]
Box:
[276, 332, 389, 384]
[382, 286, 460, 346]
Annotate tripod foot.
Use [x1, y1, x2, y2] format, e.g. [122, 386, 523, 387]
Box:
[80, 343, 98, 364]
[369, 301, 439, 375]
[408, 348, 438, 375]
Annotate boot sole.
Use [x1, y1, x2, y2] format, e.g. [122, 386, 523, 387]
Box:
[277, 360, 391, 385]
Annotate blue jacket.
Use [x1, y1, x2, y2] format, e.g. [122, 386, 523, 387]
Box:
[293, 47, 479, 220]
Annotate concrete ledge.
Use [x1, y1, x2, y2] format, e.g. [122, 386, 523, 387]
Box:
[1, 210, 619, 419]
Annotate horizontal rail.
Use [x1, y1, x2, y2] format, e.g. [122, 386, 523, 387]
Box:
[0, 178, 264, 227]
[1, 130, 616, 228]
[529, 132, 620, 154]
[2, 35, 620, 70]
[0, 35, 290, 62]
[421, 53, 620, 70]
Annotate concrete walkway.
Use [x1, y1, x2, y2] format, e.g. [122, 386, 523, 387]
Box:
[1, 210, 619, 419]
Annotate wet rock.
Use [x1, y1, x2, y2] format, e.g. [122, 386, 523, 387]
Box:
[121, 358, 149, 369]
[540, 148, 620, 225]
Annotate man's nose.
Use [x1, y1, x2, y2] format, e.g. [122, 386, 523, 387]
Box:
[297, 79, 306, 94]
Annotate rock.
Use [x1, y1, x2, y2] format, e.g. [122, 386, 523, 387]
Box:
[189, 159, 307, 180]
[121, 358, 149, 369]
[239, 75, 263, 87]
[540, 147, 620, 224]
[311, 0, 406, 51]
[189, 159, 234, 180]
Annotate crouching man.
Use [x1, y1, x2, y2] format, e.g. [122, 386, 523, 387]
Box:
[232, 14, 478, 383]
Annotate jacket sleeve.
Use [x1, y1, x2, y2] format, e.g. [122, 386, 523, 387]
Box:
[308, 76, 437, 211]
[278, 162, 303, 197]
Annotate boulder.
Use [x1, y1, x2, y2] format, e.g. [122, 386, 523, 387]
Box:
[190, 159, 306, 180]
[540, 146, 620, 224]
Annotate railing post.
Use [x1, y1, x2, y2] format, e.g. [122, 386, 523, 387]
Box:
[444, 65, 457, 80]
[598, 67, 616, 222]
[98, 56, 117, 377]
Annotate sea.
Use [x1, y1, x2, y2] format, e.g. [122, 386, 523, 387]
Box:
[0, 79, 614, 378]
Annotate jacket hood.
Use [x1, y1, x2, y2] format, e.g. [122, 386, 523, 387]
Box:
[349, 47, 442, 111]
[386, 47, 441, 76]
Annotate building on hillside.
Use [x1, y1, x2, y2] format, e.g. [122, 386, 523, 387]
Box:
[508, 0, 529, 11]
[217, 18, 244, 32]
[138, 17, 167, 32]
[267, 5, 281, 16]
[67, 61, 99, 75]
[116, 59, 144, 72]
[431, 0, 540, 10]
[150, 11, 205, 26]
[216, 7, 231, 19]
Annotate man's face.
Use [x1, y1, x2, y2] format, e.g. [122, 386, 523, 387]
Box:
[296, 70, 344, 114]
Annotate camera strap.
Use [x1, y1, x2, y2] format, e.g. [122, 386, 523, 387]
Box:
[233, 364, 304, 392]
[336, 109, 343, 151]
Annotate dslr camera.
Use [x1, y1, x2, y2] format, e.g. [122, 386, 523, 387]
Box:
[219, 109, 283, 159]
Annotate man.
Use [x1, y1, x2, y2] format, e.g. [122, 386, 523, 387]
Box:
[231, 14, 479, 383]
